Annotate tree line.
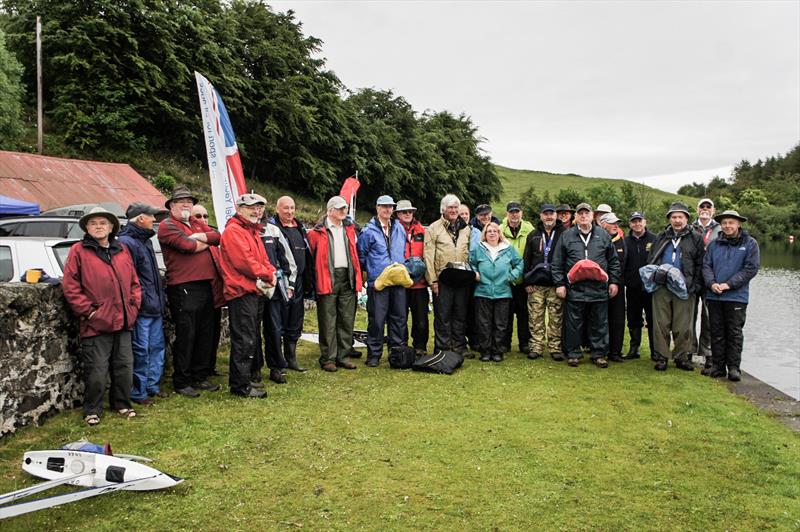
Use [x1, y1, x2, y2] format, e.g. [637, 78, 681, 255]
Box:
[0, 0, 500, 220]
[678, 144, 800, 241]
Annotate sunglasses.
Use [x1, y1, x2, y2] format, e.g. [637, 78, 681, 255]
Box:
[194, 214, 209, 219]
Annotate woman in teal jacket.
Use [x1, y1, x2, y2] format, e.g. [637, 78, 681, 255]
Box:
[469, 222, 523, 362]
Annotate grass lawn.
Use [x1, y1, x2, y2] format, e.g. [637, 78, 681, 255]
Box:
[1, 309, 798, 531]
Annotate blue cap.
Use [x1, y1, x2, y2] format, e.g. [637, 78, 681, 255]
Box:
[376, 195, 396, 206]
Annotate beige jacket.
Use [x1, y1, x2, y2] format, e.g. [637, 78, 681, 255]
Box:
[424, 216, 471, 284]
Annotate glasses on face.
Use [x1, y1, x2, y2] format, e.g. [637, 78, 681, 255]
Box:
[194, 213, 209, 219]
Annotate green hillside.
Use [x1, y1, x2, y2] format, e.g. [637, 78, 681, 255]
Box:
[494, 165, 696, 218]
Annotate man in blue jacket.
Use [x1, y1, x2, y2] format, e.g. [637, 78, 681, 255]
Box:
[357, 195, 409, 366]
[118, 202, 168, 405]
[702, 210, 760, 382]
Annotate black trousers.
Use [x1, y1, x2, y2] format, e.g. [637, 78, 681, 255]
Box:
[707, 300, 747, 370]
[503, 284, 531, 351]
[406, 287, 429, 351]
[262, 295, 287, 370]
[432, 283, 470, 353]
[475, 297, 511, 356]
[167, 281, 215, 389]
[608, 285, 626, 356]
[564, 299, 609, 359]
[626, 286, 654, 352]
[81, 331, 133, 416]
[228, 293, 260, 395]
[282, 276, 305, 343]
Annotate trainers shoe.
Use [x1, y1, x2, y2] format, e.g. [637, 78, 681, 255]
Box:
[527, 352, 543, 360]
[194, 381, 221, 392]
[491, 353, 503, 362]
[654, 360, 668, 371]
[479, 353, 491, 362]
[568, 358, 580, 367]
[175, 386, 200, 398]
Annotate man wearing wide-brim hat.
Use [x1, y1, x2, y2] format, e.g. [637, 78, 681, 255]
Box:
[701, 210, 760, 382]
[63, 207, 142, 425]
[395, 199, 430, 356]
[555, 204, 574, 228]
[158, 185, 222, 397]
[646, 201, 705, 372]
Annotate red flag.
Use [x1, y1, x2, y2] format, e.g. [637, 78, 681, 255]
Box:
[339, 176, 360, 207]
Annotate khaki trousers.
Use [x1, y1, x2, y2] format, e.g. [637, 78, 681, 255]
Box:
[527, 285, 563, 355]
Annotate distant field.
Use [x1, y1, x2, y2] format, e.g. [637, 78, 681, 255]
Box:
[494, 165, 696, 215]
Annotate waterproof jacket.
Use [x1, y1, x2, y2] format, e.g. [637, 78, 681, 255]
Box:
[307, 217, 362, 296]
[648, 225, 705, 295]
[270, 215, 314, 297]
[63, 235, 142, 339]
[118, 221, 165, 317]
[401, 218, 427, 289]
[219, 214, 277, 302]
[423, 215, 471, 284]
[157, 214, 220, 286]
[551, 225, 622, 302]
[692, 219, 722, 249]
[469, 242, 523, 299]
[500, 218, 534, 284]
[357, 216, 407, 286]
[623, 229, 656, 289]
[702, 230, 760, 304]
[523, 220, 564, 286]
[261, 223, 296, 300]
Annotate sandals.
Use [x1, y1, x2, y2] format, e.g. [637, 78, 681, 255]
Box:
[84, 414, 101, 426]
[117, 409, 137, 419]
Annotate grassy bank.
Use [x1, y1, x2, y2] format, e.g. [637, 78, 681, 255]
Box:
[1, 310, 798, 531]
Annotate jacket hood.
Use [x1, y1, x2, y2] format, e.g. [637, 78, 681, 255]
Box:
[118, 220, 155, 240]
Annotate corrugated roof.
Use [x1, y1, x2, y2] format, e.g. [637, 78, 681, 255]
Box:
[0, 150, 167, 211]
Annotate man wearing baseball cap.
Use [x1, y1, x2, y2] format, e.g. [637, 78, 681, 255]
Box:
[599, 212, 627, 362]
[623, 211, 656, 359]
[118, 203, 168, 405]
[220, 193, 276, 398]
[691, 198, 721, 371]
[646, 202, 705, 372]
[357, 195, 409, 366]
[307, 196, 362, 371]
[702, 210, 759, 381]
[500, 201, 535, 355]
[594, 203, 612, 225]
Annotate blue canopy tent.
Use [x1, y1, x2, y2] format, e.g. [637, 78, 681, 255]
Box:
[0, 194, 40, 216]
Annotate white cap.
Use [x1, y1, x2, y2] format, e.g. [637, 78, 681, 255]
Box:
[595, 203, 612, 214]
[698, 198, 714, 208]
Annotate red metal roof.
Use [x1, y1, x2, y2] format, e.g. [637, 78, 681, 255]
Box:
[0, 150, 167, 211]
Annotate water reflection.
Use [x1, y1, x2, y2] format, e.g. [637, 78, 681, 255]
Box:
[742, 267, 800, 400]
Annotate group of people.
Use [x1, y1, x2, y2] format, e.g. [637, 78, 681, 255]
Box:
[61, 185, 760, 426]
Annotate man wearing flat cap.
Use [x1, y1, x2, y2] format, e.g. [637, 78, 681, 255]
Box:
[63, 207, 141, 425]
[118, 203, 168, 405]
[647, 202, 705, 372]
[307, 196, 363, 371]
[220, 194, 277, 398]
[702, 210, 760, 381]
[158, 185, 223, 397]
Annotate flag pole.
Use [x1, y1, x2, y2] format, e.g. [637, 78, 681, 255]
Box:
[352, 170, 358, 216]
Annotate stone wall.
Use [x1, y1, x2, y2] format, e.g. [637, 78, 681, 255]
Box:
[0, 283, 82, 437]
[0, 283, 230, 438]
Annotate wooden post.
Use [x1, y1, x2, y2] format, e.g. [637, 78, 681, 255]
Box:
[36, 16, 43, 154]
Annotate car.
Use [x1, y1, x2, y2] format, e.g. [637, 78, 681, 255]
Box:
[0, 216, 84, 238]
[0, 237, 78, 282]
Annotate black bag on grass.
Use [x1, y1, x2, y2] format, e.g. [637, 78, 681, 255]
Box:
[412, 350, 464, 375]
[389, 346, 417, 369]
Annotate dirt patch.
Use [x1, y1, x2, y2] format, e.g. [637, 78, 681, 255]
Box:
[729, 372, 800, 432]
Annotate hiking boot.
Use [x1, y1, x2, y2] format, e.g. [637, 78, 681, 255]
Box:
[491, 353, 503, 362]
[551, 353, 565, 361]
[269, 369, 287, 384]
[654, 360, 668, 371]
[707, 366, 727, 378]
[236, 387, 266, 399]
[593, 357, 609, 368]
[608, 354, 625, 363]
[527, 352, 543, 360]
[568, 358, 580, 367]
[674, 359, 694, 371]
[175, 386, 200, 398]
[727, 368, 742, 382]
[194, 381, 220, 392]
[479, 353, 491, 362]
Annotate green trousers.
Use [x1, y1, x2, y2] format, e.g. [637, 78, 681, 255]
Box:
[317, 268, 356, 366]
[651, 288, 696, 362]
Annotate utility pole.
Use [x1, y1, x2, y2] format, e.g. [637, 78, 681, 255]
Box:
[36, 16, 43, 154]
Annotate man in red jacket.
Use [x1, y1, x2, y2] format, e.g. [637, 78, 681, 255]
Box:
[307, 196, 362, 371]
[63, 207, 142, 426]
[396, 199, 429, 355]
[158, 186, 222, 398]
[220, 193, 276, 398]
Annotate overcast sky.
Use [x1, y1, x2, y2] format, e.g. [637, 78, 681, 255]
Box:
[271, 1, 800, 192]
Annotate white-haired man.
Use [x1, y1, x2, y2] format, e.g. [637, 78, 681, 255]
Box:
[423, 194, 473, 356]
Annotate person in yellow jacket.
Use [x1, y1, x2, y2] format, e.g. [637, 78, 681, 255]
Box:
[424, 194, 472, 357]
[500, 202, 534, 354]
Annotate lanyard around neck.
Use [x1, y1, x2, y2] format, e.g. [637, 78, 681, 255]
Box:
[578, 230, 592, 259]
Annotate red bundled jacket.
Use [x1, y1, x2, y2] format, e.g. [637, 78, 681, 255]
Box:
[307, 218, 362, 296]
[157, 214, 221, 287]
[403, 219, 427, 289]
[62, 236, 142, 339]
[219, 214, 276, 301]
